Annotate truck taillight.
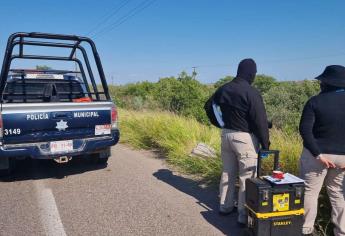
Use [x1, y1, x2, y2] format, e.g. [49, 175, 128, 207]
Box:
[111, 107, 118, 129]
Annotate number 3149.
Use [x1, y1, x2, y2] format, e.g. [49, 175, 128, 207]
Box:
[4, 128, 21, 135]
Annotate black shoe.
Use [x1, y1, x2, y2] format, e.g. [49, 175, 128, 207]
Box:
[218, 207, 237, 216]
[237, 222, 247, 228]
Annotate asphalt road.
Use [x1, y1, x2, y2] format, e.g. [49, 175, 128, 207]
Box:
[0, 144, 241, 236]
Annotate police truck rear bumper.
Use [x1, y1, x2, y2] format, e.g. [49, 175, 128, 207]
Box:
[0, 129, 120, 159]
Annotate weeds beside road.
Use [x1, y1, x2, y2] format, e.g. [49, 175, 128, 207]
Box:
[119, 109, 302, 181]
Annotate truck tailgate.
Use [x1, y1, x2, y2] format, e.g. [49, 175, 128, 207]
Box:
[1, 102, 114, 145]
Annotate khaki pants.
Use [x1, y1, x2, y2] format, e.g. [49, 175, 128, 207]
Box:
[300, 148, 345, 236]
[219, 129, 259, 223]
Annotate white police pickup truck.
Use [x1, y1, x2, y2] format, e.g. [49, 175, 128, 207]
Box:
[0, 32, 120, 175]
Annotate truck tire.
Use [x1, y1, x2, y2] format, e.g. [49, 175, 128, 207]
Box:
[97, 157, 109, 164]
[93, 147, 111, 164]
[0, 157, 15, 176]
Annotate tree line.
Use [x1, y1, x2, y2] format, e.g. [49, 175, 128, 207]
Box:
[109, 72, 320, 133]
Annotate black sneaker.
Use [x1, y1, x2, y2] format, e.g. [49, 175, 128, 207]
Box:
[218, 207, 237, 216]
[237, 222, 247, 228]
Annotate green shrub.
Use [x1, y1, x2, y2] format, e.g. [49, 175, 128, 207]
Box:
[213, 75, 233, 89]
[111, 72, 212, 123]
[253, 74, 278, 94]
[110, 73, 320, 133]
[263, 80, 319, 132]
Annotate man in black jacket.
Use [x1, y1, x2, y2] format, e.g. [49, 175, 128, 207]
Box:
[299, 65, 345, 236]
[214, 58, 270, 225]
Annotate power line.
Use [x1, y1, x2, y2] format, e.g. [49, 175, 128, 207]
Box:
[93, 0, 155, 38]
[86, 0, 132, 36]
[93, 0, 156, 39]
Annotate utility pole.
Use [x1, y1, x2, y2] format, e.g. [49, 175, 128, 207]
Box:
[111, 75, 114, 85]
[192, 66, 197, 79]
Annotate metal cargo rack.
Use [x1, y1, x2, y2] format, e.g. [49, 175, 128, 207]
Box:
[0, 32, 111, 101]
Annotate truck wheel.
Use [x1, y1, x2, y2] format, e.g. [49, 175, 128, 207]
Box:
[93, 147, 111, 165]
[97, 157, 109, 164]
[0, 158, 15, 176]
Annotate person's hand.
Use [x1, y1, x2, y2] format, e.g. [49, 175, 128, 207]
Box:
[316, 154, 336, 168]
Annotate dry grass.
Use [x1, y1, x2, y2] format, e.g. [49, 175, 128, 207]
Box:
[119, 109, 303, 181]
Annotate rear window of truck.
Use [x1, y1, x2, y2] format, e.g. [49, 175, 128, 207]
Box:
[2, 79, 89, 103]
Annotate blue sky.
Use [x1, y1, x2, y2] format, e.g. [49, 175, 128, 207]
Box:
[0, 0, 345, 84]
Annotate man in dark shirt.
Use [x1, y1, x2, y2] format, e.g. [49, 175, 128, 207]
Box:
[214, 58, 270, 225]
[299, 65, 345, 236]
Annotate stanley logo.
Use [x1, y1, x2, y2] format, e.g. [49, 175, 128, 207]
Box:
[273, 220, 292, 226]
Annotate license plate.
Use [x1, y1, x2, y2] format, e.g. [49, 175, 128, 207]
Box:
[95, 124, 111, 136]
[50, 140, 73, 153]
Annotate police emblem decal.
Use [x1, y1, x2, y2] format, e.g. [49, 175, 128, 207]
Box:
[56, 120, 68, 131]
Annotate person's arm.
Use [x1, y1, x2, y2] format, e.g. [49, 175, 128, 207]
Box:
[248, 91, 270, 150]
[299, 100, 321, 157]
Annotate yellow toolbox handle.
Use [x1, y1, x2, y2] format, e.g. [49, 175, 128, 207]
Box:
[246, 204, 304, 219]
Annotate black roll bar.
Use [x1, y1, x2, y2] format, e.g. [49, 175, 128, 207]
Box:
[10, 40, 98, 97]
[19, 37, 24, 57]
[69, 41, 81, 59]
[10, 55, 91, 97]
[0, 32, 110, 101]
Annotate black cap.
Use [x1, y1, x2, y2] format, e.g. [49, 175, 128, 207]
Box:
[315, 65, 345, 88]
[236, 58, 257, 84]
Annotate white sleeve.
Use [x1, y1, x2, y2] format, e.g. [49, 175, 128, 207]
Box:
[212, 101, 225, 128]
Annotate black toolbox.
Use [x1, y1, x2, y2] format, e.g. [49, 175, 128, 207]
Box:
[245, 150, 305, 236]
